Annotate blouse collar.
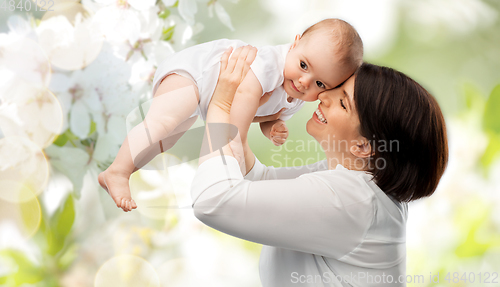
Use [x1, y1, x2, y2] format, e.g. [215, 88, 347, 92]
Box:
[335, 163, 373, 180]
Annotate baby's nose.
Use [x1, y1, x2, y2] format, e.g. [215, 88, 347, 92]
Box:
[299, 76, 311, 89]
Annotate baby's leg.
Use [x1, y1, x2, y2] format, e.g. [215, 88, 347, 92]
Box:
[98, 74, 199, 212]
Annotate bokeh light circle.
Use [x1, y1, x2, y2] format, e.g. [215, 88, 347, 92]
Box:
[0, 37, 51, 88]
[95, 254, 160, 287]
[0, 79, 63, 149]
[156, 257, 191, 287]
[41, 1, 91, 25]
[0, 136, 49, 201]
[129, 153, 186, 220]
[31, 0, 78, 8]
[0, 186, 42, 239]
[37, 9, 103, 71]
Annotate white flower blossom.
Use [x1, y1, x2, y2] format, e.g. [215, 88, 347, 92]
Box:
[0, 33, 51, 88]
[128, 0, 156, 11]
[92, 4, 141, 45]
[0, 71, 63, 148]
[50, 44, 137, 149]
[0, 136, 49, 200]
[178, 0, 198, 26]
[138, 7, 163, 40]
[0, 1, 245, 285]
[206, 0, 236, 31]
[6, 15, 37, 40]
[36, 14, 103, 70]
[214, 2, 235, 31]
[404, 0, 498, 35]
[162, 0, 177, 6]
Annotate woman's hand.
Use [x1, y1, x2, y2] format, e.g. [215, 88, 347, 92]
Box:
[209, 45, 257, 114]
[201, 45, 257, 169]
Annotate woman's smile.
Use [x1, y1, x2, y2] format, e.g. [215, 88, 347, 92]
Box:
[313, 104, 327, 124]
[306, 75, 361, 153]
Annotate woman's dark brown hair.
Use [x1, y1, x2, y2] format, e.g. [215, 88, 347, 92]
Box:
[354, 63, 448, 202]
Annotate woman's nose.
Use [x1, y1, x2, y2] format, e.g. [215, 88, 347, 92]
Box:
[318, 91, 326, 102]
[317, 91, 330, 105]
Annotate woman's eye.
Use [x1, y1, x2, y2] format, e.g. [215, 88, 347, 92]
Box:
[316, 81, 325, 88]
[300, 61, 307, 70]
[340, 99, 346, 110]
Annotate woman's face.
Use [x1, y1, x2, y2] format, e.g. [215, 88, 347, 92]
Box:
[306, 75, 363, 155]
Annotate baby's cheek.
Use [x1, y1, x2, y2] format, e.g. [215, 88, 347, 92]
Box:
[306, 91, 321, 102]
[314, 92, 321, 100]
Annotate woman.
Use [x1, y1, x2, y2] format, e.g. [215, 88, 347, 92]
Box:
[191, 46, 448, 286]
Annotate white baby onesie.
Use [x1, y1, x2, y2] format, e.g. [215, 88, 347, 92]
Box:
[152, 39, 305, 121]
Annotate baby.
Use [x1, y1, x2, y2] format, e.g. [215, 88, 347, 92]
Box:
[98, 18, 363, 211]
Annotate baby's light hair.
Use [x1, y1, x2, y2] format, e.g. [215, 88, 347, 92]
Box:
[301, 18, 363, 70]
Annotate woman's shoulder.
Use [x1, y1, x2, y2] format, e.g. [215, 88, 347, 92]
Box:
[308, 166, 407, 261]
[300, 165, 375, 203]
[302, 165, 407, 221]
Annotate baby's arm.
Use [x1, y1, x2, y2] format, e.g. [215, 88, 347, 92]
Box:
[229, 69, 264, 173]
[230, 70, 263, 141]
[260, 119, 289, 146]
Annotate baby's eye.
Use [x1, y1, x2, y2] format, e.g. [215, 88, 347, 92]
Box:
[300, 61, 307, 70]
[340, 99, 346, 110]
[316, 81, 325, 89]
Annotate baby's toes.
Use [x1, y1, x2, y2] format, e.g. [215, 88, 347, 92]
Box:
[120, 198, 128, 211]
[114, 197, 122, 208]
[272, 138, 284, 146]
[98, 173, 106, 190]
[131, 199, 138, 209]
[126, 200, 132, 212]
[125, 200, 132, 212]
[271, 131, 285, 139]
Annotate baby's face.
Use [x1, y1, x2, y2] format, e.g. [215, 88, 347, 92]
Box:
[283, 32, 352, 102]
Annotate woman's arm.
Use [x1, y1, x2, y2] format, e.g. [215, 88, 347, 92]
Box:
[192, 156, 373, 259]
[244, 156, 328, 181]
[205, 46, 256, 130]
[192, 46, 373, 258]
[198, 45, 257, 167]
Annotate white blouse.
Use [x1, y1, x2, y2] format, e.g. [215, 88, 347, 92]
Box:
[191, 155, 408, 286]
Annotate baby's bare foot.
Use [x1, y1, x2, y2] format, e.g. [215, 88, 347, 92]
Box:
[98, 167, 137, 212]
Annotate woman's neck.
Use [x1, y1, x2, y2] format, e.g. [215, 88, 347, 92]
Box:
[325, 152, 369, 171]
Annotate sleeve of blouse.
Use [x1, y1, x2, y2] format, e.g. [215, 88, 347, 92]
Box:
[191, 154, 374, 259]
[278, 100, 306, 121]
[244, 155, 328, 181]
[250, 46, 283, 93]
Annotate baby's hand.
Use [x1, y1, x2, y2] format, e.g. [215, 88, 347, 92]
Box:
[270, 120, 288, 146]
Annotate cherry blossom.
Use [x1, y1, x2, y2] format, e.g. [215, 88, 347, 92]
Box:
[37, 13, 104, 70]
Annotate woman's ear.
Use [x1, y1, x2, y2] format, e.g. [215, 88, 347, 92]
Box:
[350, 138, 372, 158]
[290, 34, 301, 49]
